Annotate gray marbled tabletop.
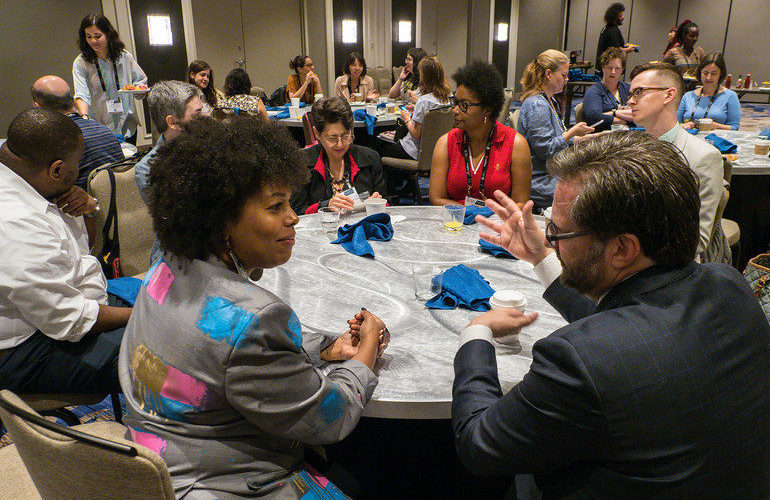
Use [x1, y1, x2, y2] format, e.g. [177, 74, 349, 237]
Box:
[260, 206, 568, 419]
[697, 129, 770, 175]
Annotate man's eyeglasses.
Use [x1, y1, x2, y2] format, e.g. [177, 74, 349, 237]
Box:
[627, 86, 669, 101]
[321, 133, 353, 146]
[545, 220, 592, 246]
[449, 96, 484, 113]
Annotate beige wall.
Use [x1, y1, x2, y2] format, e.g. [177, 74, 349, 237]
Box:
[422, 0, 470, 82]
[191, 0, 244, 95]
[0, 0, 102, 137]
[514, 0, 566, 91]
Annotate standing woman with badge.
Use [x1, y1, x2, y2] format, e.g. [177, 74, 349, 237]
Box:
[429, 61, 531, 208]
[73, 13, 147, 145]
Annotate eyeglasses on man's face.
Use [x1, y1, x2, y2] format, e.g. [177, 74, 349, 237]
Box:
[450, 95, 484, 113]
[545, 220, 592, 247]
[627, 86, 669, 101]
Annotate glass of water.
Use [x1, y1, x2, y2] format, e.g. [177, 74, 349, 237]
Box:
[413, 265, 443, 301]
[319, 207, 340, 238]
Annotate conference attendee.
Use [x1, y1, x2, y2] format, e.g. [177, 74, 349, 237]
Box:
[73, 13, 147, 145]
[663, 21, 704, 77]
[429, 61, 531, 207]
[31, 75, 124, 189]
[287, 54, 323, 105]
[678, 53, 740, 130]
[663, 26, 679, 55]
[120, 116, 387, 498]
[594, 2, 634, 76]
[186, 59, 224, 112]
[453, 133, 770, 497]
[388, 47, 428, 103]
[0, 109, 132, 394]
[629, 62, 729, 263]
[582, 48, 634, 132]
[291, 97, 385, 214]
[219, 68, 270, 122]
[334, 52, 380, 102]
[517, 49, 595, 211]
[134, 81, 206, 263]
[377, 56, 451, 161]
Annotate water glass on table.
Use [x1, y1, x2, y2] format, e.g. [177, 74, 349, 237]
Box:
[319, 207, 340, 237]
[443, 205, 466, 232]
[413, 266, 443, 301]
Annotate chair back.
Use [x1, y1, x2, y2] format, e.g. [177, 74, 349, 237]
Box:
[417, 105, 455, 173]
[509, 109, 520, 129]
[574, 102, 584, 123]
[302, 112, 318, 147]
[371, 66, 391, 94]
[0, 389, 175, 500]
[88, 163, 154, 277]
[498, 90, 513, 124]
[250, 86, 267, 100]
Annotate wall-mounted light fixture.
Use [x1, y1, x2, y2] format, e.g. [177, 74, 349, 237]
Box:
[147, 15, 173, 46]
[342, 19, 357, 44]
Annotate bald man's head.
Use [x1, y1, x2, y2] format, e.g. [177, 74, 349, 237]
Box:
[31, 75, 76, 113]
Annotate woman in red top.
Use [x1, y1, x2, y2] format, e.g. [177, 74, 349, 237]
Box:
[430, 61, 531, 207]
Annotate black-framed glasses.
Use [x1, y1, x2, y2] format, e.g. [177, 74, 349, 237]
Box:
[545, 220, 592, 245]
[450, 95, 484, 113]
[627, 86, 669, 101]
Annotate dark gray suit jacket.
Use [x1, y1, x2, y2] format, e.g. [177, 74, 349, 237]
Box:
[452, 262, 770, 498]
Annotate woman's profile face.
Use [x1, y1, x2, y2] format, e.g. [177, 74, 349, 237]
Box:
[349, 59, 364, 78]
[226, 184, 299, 271]
[546, 63, 569, 94]
[85, 25, 107, 55]
[318, 122, 353, 163]
[192, 69, 211, 89]
[452, 84, 487, 130]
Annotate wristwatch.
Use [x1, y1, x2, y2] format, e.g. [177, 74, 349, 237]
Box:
[84, 198, 100, 218]
[612, 110, 616, 117]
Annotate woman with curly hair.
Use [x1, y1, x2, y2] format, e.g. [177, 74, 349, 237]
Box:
[219, 68, 269, 122]
[429, 61, 531, 207]
[73, 13, 147, 144]
[119, 116, 387, 498]
[517, 49, 596, 210]
[582, 47, 634, 131]
[186, 59, 224, 111]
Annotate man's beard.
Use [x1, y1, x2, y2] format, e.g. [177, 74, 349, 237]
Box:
[558, 240, 605, 296]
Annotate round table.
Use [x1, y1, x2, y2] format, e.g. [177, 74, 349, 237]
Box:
[269, 106, 399, 128]
[258, 206, 567, 419]
[697, 129, 770, 175]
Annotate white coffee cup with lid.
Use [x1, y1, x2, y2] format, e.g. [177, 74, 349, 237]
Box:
[489, 290, 528, 346]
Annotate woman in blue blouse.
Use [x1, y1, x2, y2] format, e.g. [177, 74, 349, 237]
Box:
[517, 49, 596, 210]
[583, 47, 634, 132]
[678, 52, 740, 131]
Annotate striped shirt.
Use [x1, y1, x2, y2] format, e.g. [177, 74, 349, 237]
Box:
[67, 113, 124, 189]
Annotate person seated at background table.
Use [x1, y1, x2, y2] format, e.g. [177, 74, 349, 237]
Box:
[120, 116, 388, 499]
[291, 97, 385, 214]
[334, 52, 380, 102]
[219, 68, 269, 122]
[429, 61, 531, 207]
[389, 47, 428, 103]
[376, 56, 451, 161]
[663, 20, 704, 78]
[629, 62, 729, 264]
[0, 108, 131, 394]
[135, 81, 207, 263]
[287, 54, 323, 105]
[582, 48, 634, 132]
[452, 133, 770, 498]
[517, 49, 596, 211]
[31, 75, 124, 189]
[678, 52, 740, 131]
[186, 59, 224, 113]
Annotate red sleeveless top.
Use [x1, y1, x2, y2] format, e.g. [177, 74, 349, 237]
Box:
[445, 124, 516, 204]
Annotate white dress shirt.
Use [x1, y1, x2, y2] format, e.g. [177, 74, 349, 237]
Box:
[0, 161, 107, 349]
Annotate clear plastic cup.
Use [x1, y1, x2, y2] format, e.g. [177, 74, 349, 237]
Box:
[413, 266, 443, 300]
[319, 207, 339, 237]
[443, 205, 465, 232]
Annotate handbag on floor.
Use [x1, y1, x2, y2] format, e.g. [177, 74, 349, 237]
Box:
[744, 253, 770, 323]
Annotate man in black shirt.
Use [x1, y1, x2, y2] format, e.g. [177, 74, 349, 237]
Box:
[595, 3, 634, 76]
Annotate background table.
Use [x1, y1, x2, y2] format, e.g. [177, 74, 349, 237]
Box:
[269, 106, 398, 128]
[259, 206, 567, 419]
[698, 129, 770, 268]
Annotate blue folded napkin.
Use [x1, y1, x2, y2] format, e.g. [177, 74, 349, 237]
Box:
[353, 108, 377, 134]
[265, 103, 306, 111]
[332, 213, 393, 258]
[479, 239, 515, 259]
[463, 205, 493, 224]
[272, 109, 290, 119]
[377, 102, 387, 109]
[685, 127, 698, 135]
[704, 133, 738, 154]
[759, 127, 770, 139]
[107, 277, 142, 305]
[425, 264, 495, 312]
